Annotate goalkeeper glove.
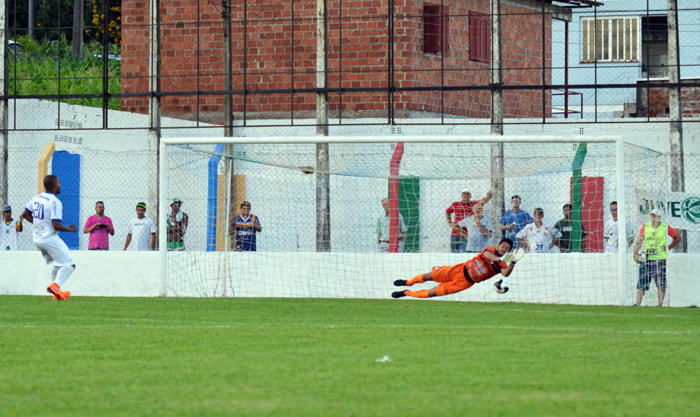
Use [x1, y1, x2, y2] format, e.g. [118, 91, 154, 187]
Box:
[500, 252, 514, 263]
[512, 248, 525, 262]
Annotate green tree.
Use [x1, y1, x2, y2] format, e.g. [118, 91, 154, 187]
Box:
[7, 0, 120, 45]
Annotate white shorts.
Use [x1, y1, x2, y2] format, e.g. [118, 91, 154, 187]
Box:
[35, 236, 75, 267]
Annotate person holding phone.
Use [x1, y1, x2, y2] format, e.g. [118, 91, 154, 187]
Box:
[83, 201, 114, 250]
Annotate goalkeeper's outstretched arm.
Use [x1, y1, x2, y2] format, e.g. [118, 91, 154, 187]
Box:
[481, 249, 516, 278]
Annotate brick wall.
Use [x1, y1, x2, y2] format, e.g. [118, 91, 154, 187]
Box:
[637, 79, 700, 118]
[121, 0, 552, 120]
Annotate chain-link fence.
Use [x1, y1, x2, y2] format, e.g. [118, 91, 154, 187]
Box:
[4, 145, 156, 252]
[3, 0, 700, 134]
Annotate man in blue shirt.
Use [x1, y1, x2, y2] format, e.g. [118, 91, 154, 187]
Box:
[229, 201, 262, 251]
[500, 195, 534, 251]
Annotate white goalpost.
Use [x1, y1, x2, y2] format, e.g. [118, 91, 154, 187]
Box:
[158, 135, 668, 306]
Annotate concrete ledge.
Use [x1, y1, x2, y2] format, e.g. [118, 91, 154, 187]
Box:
[1, 251, 698, 307]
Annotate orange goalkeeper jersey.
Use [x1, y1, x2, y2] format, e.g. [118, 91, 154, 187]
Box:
[465, 246, 508, 283]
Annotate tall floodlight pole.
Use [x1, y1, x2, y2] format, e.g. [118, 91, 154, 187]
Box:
[490, 0, 505, 245]
[668, 0, 686, 251]
[149, 0, 162, 248]
[316, 0, 330, 252]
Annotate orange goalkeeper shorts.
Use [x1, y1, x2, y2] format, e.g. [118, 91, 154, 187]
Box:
[430, 264, 474, 296]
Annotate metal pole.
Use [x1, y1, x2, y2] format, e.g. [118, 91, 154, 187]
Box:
[223, 0, 233, 138]
[162, 136, 622, 146]
[0, 0, 7, 205]
[28, 0, 36, 39]
[668, 0, 686, 252]
[242, 0, 248, 125]
[564, 21, 568, 118]
[222, 0, 235, 255]
[616, 139, 628, 306]
[541, 0, 546, 122]
[101, 0, 109, 128]
[316, 0, 330, 252]
[490, 0, 504, 245]
[159, 141, 168, 297]
[148, 0, 162, 248]
[594, 5, 598, 122]
[388, 0, 394, 124]
[72, 0, 84, 58]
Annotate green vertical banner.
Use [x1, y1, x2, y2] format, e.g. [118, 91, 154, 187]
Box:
[571, 143, 587, 253]
[397, 178, 420, 253]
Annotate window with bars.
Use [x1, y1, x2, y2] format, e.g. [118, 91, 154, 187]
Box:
[424, 3, 449, 56]
[581, 17, 639, 63]
[469, 11, 490, 63]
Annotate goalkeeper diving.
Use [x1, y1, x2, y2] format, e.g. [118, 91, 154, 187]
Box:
[392, 238, 524, 299]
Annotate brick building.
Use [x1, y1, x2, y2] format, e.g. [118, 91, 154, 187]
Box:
[637, 79, 700, 118]
[120, 0, 572, 121]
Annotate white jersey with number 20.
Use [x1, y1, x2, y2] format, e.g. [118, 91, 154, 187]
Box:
[25, 192, 63, 240]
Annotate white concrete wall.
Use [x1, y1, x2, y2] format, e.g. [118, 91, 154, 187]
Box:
[0, 251, 160, 297]
[1, 251, 697, 307]
[5, 100, 700, 305]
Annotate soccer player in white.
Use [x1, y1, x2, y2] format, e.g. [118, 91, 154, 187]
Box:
[123, 202, 157, 251]
[516, 207, 562, 253]
[603, 201, 634, 253]
[19, 175, 78, 301]
[2, 204, 22, 251]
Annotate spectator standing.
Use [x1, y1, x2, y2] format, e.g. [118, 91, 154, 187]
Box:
[124, 202, 156, 251]
[457, 202, 492, 253]
[167, 198, 189, 251]
[229, 201, 262, 251]
[446, 188, 492, 253]
[554, 204, 587, 253]
[83, 201, 114, 250]
[1, 205, 22, 251]
[516, 208, 562, 253]
[377, 198, 408, 253]
[633, 209, 682, 307]
[500, 195, 535, 251]
[603, 201, 634, 253]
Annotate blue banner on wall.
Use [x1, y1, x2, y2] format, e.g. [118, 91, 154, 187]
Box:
[52, 151, 81, 250]
[207, 144, 225, 252]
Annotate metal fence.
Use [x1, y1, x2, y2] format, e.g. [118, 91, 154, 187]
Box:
[2, 0, 700, 132]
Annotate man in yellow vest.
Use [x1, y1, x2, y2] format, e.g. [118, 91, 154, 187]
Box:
[633, 209, 682, 307]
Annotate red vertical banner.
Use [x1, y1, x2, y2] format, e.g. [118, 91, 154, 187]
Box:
[389, 143, 405, 253]
[571, 176, 605, 252]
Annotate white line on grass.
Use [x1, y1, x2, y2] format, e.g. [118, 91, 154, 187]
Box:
[480, 307, 691, 318]
[0, 322, 693, 335]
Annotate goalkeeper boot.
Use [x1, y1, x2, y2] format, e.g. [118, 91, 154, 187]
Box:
[391, 290, 407, 298]
[393, 280, 408, 286]
[53, 291, 71, 301]
[47, 283, 67, 301]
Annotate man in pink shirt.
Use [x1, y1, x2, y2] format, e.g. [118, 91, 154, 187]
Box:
[83, 201, 114, 250]
[445, 188, 491, 253]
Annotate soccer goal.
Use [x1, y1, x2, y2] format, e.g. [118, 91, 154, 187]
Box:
[159, 135, 668, 306]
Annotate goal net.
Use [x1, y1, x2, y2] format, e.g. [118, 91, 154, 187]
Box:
[160, 136, 667, 306]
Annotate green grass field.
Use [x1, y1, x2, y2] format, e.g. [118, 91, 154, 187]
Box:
[1, 296, 698, 417]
